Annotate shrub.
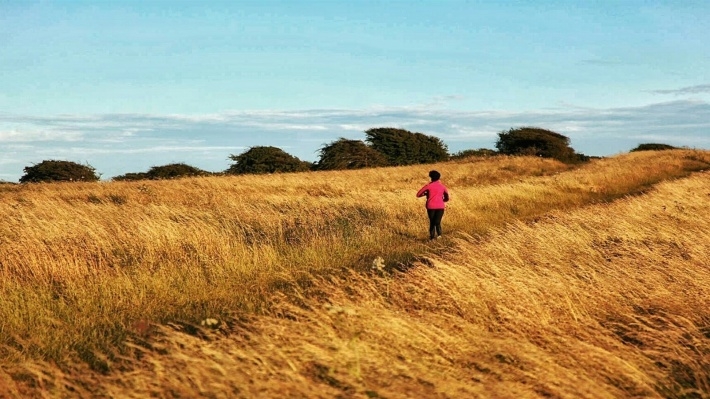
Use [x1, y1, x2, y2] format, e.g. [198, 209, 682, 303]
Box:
[113, 164, 209, 181]
[451, 148, 498, 159]
[630, 143, 678, 152]
[112, 172, 149, 181]
[145, 163, 209, 179]
[226, 146, 312, 175]
[495, 127, 583, 163]
[315, 138, 389, 170]
[365, 128, 449, 166]
[20, 160, 100, 183]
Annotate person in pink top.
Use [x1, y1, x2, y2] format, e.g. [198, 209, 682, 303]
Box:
[416, 170, 450, 240]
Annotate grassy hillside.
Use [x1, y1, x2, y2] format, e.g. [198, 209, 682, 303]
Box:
[1, 150, 710, 397]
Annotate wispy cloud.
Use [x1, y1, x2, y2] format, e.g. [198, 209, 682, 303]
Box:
[34, 145, 246, 156]
[650, 84, 710, 95]
[0, 100, 708, 181]
[0, 130, 84, 142]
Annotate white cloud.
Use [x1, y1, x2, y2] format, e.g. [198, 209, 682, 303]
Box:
[51, 145, 247, 155]
[0, 130, 84, 142]
[338, 124, 370, 131]
[0, 157, 20, 165]
[240, 121, 329, 131]
[442, 125, 498, 140]
[0, 100, 708, 181]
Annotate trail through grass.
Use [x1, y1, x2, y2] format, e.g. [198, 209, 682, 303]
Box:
[1, 150, 710, 397]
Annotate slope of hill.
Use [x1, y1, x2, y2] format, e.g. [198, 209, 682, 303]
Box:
[1, 150, 709, 397]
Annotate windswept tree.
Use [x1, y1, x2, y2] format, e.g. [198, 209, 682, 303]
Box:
[314, 138, 388, 170]
[495, 127, 583, 163]
[365, 127, 449, 166]
[226, 146, 311, 175]
[20, 160, 100, 183]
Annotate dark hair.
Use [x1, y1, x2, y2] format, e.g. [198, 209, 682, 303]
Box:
[429, 170, 441, 181]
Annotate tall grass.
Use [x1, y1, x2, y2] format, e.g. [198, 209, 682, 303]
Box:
[1, 150, 710, 397]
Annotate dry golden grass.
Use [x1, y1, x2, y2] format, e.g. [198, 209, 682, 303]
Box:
[1, 150, 710, 398]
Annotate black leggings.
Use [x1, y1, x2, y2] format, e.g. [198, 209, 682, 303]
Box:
[427, 209, 445, 239]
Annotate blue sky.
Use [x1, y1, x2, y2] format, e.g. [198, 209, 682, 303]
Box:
[1, 0, 709, 181]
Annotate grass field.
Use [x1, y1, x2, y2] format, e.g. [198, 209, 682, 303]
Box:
[1, 150, 710, 398]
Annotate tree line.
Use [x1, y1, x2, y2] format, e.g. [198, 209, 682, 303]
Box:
[15, 127, 677, 183]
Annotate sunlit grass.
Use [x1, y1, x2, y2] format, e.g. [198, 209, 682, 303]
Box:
[1, 150, 710, 397]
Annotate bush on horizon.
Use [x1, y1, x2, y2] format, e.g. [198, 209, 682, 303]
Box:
[630, 143, 679, 152]
[495, 127, 588, 164]
[314, 138, 389, 170]
[365, 127, 449, 166]
[20, 160, 100, 183]
[113, 163, 210, 181]
[451, 148, 499, 159]
[226, 146, 312, 175]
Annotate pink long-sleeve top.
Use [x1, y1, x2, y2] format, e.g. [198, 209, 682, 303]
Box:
[416, 180, 450, 209]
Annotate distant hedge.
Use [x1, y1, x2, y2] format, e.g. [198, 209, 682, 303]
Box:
[113, 163, 209, 181]
[630, 143, 678, 152]
[146, 163, 210, 179]
[451, 148, 498, 159]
